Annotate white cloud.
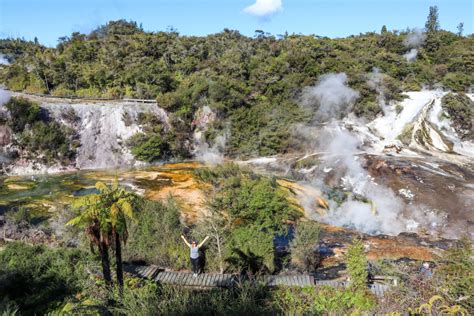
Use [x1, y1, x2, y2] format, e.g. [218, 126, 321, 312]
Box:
[243, 0, 283, 17]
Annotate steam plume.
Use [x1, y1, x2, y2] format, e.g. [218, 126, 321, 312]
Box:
[366, 67, 388, 113]
[192, 105, 226, 165]
[313, 125, 407, 234]
[194, 134, 226, 165]
[0, 54, 10, 65]
[403, 28, 426, 62]
[300, 73, 359, 121]
[0, 88, 11, 106]
[295, 74, 444, 235]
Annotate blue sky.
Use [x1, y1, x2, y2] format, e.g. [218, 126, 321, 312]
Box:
[0, 0, 472, 47]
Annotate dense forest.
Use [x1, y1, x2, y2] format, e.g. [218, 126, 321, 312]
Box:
[0, 7, 472, 160]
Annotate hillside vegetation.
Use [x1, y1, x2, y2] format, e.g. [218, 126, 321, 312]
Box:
[1, 9, 472, 160]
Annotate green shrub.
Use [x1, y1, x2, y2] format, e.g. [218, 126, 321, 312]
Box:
[290, 221, 321, 272]
[442, 72, 473, 92]
[441, 92, 473, 140]
[273, 286, 375, 314]
[50, 85, 74, 97]
[4, 97, 76, 164]
[5, 207, 31, 226]
[123, 197, 188, 269]
[128, 133, 169, 162]
[226, 225, 275, 274]
[18, 121, 75, 164]
[195, 164, 300, 273]
[4, 97, 41, 133]
[0, 242, 92, 315]
[75, 87, 102, 98]
[435, 237, 473, 310]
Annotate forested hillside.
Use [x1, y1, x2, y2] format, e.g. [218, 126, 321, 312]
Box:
[1, 11, 472, 159]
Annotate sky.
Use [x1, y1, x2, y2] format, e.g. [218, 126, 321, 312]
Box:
[0, 0, 472, 47]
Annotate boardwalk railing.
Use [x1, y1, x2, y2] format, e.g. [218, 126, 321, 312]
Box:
[123, 264, 394, 297]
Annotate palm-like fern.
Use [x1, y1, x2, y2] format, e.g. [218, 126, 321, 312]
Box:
[67, 180, 135, 290]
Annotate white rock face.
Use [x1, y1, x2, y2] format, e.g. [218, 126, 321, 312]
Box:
[43, 101, 168, 169]
[2, 93, 169, 173]
[366, 90, 474, 161]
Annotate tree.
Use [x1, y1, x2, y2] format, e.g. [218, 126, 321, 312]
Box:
[424, 5, 441, 53]
[425, 6, 440, 33]
[67, 180, 135, 291]
[195, 212, 230, 274]
[381, 25, 388, 34]
[457, 22, 464, 37]
[346, 239, 368, 292]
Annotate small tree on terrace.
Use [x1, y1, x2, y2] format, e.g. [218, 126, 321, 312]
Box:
[346, 239, 368, 292]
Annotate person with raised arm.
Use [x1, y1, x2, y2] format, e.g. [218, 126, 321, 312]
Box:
[181, 235, 210, 277]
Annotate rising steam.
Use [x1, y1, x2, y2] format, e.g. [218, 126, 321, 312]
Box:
[0, 88, 11, 106]
[192, 105, 226, 165]
[0, 54, 10, 65]
[295, 73, 443, 235]
[366, 67, 390, 113]
[312, 125, 407, 234]
[403, 28, 426, 62]
[300, 73, 359, 121]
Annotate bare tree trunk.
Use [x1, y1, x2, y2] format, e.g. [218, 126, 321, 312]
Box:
[114, 230, 124, 292]
[98, 240, 113, 287]
[216, 234, 224, 274]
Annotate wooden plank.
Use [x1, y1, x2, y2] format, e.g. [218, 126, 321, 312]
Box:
[188, 273, 197, 286]
[176, 272, 186, 285]
[201, 273, 209, 286]
[181, 273, 191, 286]
[267, 276, 275, 286]
[288, 276, 295, 286]
[222, 274, 230, 288]
[218, 274, 226, 287]
[289, 276, 297, 286]
[171, 272, 180, 285]
[208, 274, 215, 286]
[162, 271, 172, 283]
[159, 271, 170, 283]
[165, 272, 175, 284]
[214, 274, 222, 286]
[143, 266, 153, 278]
[198, 274, 206, 287]
[202, 274, 209, 287]
[224, 274, 231, 287]
[141, 267, 149, 277]
[169, 272, 179, 284]
[188, 273, 196, 286]
[297, 275, 305, 286]
[214, 274, 221, 287]
[226, 274, 234, 288]
[148, 267, 157, 278]
[155, 271, 164, 282]
[203, 273, 210, 287]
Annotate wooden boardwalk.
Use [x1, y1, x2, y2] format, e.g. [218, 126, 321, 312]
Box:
[123, 264, 392, 297]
